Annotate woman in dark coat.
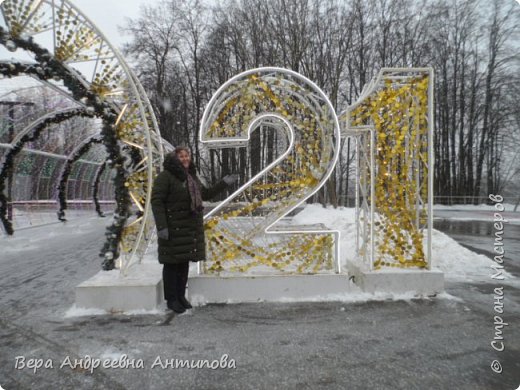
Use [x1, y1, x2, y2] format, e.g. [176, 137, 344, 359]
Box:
[151, 146, 237, 313]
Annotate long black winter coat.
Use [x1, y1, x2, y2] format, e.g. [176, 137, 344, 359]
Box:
[151, 154, 228, 264]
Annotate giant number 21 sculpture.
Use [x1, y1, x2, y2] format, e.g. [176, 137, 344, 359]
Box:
[199, 67, 433, 275]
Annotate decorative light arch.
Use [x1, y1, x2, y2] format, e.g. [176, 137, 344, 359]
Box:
[0, 105, 95, 233]
[92, 157, 109, 217]
[0, 0, 163, 274]
[56, 133, 103, 220]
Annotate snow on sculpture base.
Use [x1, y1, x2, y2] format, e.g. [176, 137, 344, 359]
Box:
[75, 262, 163, 312]
[347, 261, 444, 296]
[187, 273, 354, 304]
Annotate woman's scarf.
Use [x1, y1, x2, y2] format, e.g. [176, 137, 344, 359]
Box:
[186, 170, 203, 215]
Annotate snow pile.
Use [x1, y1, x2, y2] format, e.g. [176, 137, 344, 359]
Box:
[430, 229, 513, 282]
[289, 204, 357, 267]
[287, 204, 513, 282]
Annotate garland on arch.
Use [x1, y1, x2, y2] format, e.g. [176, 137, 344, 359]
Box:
[56, 137, 103, 221]
[0, 27, 130, 270]
[92, 159, 108, 218]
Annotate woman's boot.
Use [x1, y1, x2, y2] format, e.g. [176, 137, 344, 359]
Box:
[163, 264, 185, 313]
[177, 262, 192, 309]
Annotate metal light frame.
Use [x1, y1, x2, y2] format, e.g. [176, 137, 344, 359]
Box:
[200, 67, 341, 275]
[340, 67, 434, 270]
[0, 0, 164, 274]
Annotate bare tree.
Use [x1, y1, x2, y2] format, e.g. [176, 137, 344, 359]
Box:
[122, 0, 520, 205]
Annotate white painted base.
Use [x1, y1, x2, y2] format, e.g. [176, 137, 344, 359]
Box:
[187, 273, 354, 304]
[347, 261, 444, 296]
[75, 262, 164, 312]
[74, 256, 445, 313]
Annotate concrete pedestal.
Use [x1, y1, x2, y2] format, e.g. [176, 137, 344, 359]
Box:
[75, 262, 163, 312]
[74, 257, 444, 313]
[347, 261, 444, 296]
[187, 273, 354, 304]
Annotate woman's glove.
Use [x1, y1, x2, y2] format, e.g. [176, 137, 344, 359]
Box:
[223, 174, 239, 185]
[157, 228, 169, 240]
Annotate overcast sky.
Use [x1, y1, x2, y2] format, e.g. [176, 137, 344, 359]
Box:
[0, 0, 150, 61]
[1, 0, 519, 63]
[72, 0, 149, 49]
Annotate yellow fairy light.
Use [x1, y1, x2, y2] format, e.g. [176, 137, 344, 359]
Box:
[350, 74, 430, 269]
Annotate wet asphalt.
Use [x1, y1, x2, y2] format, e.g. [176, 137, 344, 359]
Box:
[0, 215, 519, 390]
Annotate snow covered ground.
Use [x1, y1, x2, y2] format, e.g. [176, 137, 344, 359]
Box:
[291, 204, 516, 283]
[1, 204, 519, 389]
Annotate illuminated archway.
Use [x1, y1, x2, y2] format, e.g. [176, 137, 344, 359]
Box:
[0, 0, 163, 274]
